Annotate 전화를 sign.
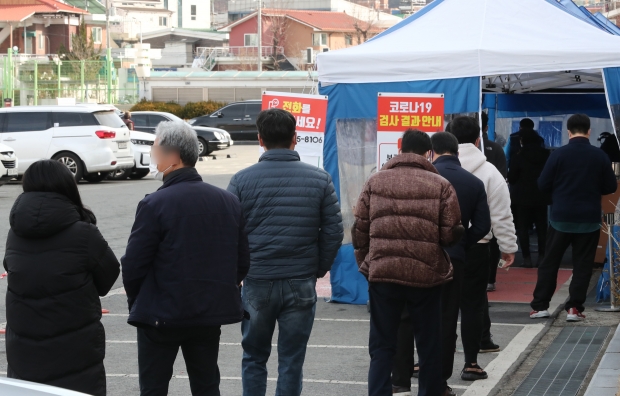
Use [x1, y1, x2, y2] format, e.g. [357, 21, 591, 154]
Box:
[377, 93, 445, 169]
[262, 91, 329, 167]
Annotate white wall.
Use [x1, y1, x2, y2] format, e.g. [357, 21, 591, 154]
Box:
[166, 0, 211, 29]
[115, 9, 173, 34]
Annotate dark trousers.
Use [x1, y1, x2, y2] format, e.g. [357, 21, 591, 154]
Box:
[369, 282, 442, 396]
[137, 326, 221, 396]
[531, 226, 599, 313]
[517, 205, 548, 258]
[488, 237, 501, 284]
[461, 245, 489, 362]
[391, 308, 416, 388]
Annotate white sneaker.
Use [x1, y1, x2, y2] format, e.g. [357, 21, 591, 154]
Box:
[530, 309, 550, 319]
[567, 308, 585, 322]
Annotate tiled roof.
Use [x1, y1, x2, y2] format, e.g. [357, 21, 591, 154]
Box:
[220, 9, 383, 33]
[0, 0, 87, 22]
[266, 9, 382, 33]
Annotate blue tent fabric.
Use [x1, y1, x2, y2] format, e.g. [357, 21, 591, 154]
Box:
[604, 68, 620, 106]
[320, 77, 480, 304]
[483, 93, 610, 119]
[596, 225, 619, 303]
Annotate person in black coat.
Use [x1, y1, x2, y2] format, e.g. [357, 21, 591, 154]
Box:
[122, 120, 250, 396]
[3, 160, 120, 396]
[508, 129, 551, 268]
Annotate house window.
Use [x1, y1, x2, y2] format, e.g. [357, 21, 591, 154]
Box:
[345, 34, 352, 46]
[244, 33, 258, 47]
[191, 5, 196, 20]
[159, 16, 168, 26]
[312, 33, 328, 46]
[38, 34, 44, 50]
[91, 27, 102, 44]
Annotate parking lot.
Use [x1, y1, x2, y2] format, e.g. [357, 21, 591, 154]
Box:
[0, 145, 593, 395]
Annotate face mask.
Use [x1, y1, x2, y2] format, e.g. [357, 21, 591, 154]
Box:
[149, 156, 173, 182]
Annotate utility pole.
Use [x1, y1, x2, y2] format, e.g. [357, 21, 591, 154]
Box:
[106, 0, 111, 50]
[257, 0, 262, 72]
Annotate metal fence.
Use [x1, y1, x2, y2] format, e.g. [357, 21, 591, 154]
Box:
[0, 49, 140, 106]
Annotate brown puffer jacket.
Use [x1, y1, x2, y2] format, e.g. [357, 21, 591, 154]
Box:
[352, 153, 464, 288]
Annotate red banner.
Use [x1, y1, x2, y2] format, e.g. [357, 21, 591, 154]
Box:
[262, 92, 328, 133]
[377, 94, 445, 133]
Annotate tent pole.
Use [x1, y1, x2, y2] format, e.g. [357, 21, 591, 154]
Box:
[478, 78, 484, 152]
[602, 70, 618, 138]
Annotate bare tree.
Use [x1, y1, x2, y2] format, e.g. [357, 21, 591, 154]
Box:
[353, 16, 378, 44]
[265, 11, 290, 70]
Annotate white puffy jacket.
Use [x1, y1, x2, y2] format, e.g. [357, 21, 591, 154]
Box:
[458, 143, 518, 254]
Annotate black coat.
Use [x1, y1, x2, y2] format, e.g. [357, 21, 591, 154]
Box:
[539, 137, 618, 223]
[508, 144, 551, 207]
[3, 192, 120, 396]
[433, 155, 491, 263]
[122, 167, 250, 328]
[483, 137, 507, 178]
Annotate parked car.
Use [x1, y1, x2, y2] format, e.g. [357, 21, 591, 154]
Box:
[0, 105, 133, 183]
[0, 143, 18, 187]
[108, 130, 155, 180]
[131, 111, 232, 156]
[188, 100, 261, 141]
[0, 377, 90, 395]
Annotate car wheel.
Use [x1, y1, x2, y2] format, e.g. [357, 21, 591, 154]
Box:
[83, 172, 108, 183]
[198, 138, 210, 156]
[129, 169, 150, 180]
[53, 152, 84, 182]
[107, 168, 131, 180]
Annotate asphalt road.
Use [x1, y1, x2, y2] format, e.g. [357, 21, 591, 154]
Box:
[0, 145, 582, 396]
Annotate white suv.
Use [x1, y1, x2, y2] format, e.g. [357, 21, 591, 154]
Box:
[108, 130, 155, 180]
[0, 105, 133, 183]
[0, 143, 18, 186]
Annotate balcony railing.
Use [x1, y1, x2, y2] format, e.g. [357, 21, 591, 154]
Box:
[195, 46, 284, 59]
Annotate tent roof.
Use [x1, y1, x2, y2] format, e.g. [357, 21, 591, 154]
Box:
[317, 0, 620, 85]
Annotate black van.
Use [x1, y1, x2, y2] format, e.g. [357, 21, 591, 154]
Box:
[188, 100, 262, 141]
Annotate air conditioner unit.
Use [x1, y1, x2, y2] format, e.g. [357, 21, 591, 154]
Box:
[306, 47, 313, 64]
[321, 47, 330, 52]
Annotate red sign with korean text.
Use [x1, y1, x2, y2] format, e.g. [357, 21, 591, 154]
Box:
[377, 94, 445, 133]
[262, 92, 328, 133]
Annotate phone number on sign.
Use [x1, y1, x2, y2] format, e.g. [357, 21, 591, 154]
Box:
[297, 136, 324, 144]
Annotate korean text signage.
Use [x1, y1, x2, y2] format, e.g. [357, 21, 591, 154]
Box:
[377, 93, 445, 169]
[262, 91, 328, 166]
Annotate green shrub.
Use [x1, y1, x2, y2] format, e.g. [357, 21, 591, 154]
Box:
[130, 99, 227, 120]
[182, 101, 227, 119]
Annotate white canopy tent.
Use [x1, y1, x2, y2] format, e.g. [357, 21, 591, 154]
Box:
[317, 0, 620, 89]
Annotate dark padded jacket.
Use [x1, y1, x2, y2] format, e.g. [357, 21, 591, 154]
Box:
[227, 149, 344, 280]
[433, 155, 491, 264]
[508, 143, 551, 207]
[122, 168, 250, 328]
[539, 137, 617, 223]
[3, 192, 120, 396]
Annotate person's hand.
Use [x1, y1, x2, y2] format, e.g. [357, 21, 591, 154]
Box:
[501, 252, 516, 268]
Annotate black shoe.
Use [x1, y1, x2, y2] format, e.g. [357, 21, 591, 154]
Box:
[522, 256, 533, 268]
[412, 363, 419, 378]
[392, 385, 411, 394]
[480, 338, 500, 353]
[536, 255, 545, 268]
[443, 386, 457, 396]
[461, 363, 488, 381]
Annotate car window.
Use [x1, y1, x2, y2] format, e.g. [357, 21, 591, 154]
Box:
[246, 103, 261, 116]
[53, 112, 98, 127]
[94, 111, 125, 128]
[220, 104, 244, 118]
[132, 114, 148, 127]
[6, 112, 50, 132]
[148, 115, 170, 128]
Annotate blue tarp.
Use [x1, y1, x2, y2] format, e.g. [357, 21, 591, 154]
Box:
[596, 225, 619, 303]
[319, 77, 480, 304]
[482, 93, 610, 118]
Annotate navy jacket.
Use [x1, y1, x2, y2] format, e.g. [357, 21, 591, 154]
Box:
[227, 149, 343, 280]
[433, 155, 491, 263]
[122, 168, 250, 328]
[538, 137, 617, 223]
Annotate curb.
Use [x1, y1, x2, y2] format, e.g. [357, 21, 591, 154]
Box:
[584, 324, 620, 396]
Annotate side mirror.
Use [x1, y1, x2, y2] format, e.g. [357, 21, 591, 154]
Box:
[217, 112, 223, 118]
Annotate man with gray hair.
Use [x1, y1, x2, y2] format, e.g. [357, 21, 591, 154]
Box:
[122, 120, 250, 396]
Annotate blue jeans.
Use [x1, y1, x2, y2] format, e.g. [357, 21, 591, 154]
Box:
[241, 276, 317, 396]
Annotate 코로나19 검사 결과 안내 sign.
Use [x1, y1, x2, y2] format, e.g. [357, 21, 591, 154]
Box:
[262, 91, 328, 167]
[377, 92, 445, 169]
